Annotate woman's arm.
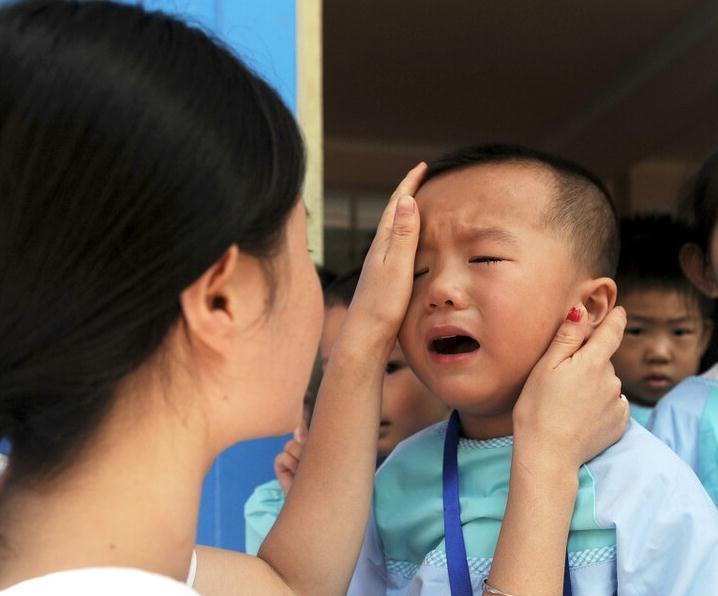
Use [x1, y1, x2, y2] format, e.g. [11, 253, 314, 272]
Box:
[231, 164, 425, 595]
[486, 305, 628, 596]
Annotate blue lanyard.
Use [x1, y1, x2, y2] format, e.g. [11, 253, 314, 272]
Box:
[442, 410, 573, 595]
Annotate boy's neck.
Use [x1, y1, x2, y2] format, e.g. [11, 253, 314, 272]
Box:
[458, 410, 514, 440]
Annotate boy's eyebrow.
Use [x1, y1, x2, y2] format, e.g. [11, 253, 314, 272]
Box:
[456, 225, 519, 245]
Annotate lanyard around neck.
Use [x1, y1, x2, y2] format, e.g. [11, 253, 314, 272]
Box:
[442, 410, 573, 595]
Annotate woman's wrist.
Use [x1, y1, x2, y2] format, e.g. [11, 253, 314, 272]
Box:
[337, 312, 397, 360]
[510, 441, 580, 495]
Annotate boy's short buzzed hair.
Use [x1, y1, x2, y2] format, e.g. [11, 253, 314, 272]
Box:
[617, 215, 713, 320]
[424, 143, 620, 277]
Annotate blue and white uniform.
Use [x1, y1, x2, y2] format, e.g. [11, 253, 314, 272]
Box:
[349, 420, 718, 595]
[244, 479, 285, 556]
[649, 364, 718, 506]
[628, 402, 653, 428]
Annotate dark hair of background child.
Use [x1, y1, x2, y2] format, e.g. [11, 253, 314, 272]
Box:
[617, 215, 716, 370]
[323, 268, 362, 309]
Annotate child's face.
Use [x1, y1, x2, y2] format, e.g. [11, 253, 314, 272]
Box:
[612, 289, 711, 405]
[320, 304, 447, 455]
[379, 343, 449, 455]
[399, 163, 586, 418]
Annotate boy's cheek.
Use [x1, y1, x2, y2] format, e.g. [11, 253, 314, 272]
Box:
[398, 303, 420, 350]
[397, 325, 414, 363]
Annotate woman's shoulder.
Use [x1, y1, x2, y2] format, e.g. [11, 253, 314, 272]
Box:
[0, 568, 198, 595]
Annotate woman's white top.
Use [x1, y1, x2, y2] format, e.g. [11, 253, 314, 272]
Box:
[0, 568, 198, 594]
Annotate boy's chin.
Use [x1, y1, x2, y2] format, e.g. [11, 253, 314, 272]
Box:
[430, 384, 517, 416]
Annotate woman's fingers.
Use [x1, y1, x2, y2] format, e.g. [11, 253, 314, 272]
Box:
[514, 305, 630, 469]
[578, 306, 627, 362]
[539, 305, 626, 372]
[375, 162, 427, 240]
[539, 304, 591, 370]
[344, 164, 425, 349]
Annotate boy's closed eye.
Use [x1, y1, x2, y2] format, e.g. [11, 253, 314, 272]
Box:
[413, 256, 504, 279]
[468, 256, 503, 265]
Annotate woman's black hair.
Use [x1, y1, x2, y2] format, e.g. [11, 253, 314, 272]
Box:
[682, 148, 718, 253]
[0, 0, 304, 483]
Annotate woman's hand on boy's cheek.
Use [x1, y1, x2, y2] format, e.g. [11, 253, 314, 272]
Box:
[512, 305, 628, 472]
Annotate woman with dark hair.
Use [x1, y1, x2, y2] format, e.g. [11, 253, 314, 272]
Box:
[0, 1, 627, 594]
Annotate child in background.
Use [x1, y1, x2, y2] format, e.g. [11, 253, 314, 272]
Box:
[612, 215, 713, 426]
[244, 269, 449, 555]
[650, 150, 718, 506]
[349, 144, 718, 595]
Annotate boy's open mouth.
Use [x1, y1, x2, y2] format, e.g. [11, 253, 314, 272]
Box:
[429, 335, 480, 355]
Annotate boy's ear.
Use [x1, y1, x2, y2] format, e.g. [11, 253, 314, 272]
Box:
[680, 243, 718, 298]
[577, 277, 617, 329]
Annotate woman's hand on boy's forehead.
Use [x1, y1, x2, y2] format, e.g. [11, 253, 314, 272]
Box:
[340, 163, 426, 357]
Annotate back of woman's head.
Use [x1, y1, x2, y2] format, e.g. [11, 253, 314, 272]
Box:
[683, 149, 718, 252]
[0, 0, 304, 484]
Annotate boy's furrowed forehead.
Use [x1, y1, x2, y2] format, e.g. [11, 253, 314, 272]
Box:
[415, 163, 556, 246]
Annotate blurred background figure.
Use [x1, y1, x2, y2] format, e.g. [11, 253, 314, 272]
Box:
[612, 216, 714, 426]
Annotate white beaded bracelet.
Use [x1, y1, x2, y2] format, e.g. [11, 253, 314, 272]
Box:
[482, 577, 521, 596]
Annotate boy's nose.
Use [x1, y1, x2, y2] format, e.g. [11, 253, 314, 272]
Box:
[430, 298, 455, 308]
[426, 278, 468, 311]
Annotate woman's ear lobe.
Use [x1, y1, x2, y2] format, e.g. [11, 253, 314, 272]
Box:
[582, 277, 617, 328]
[680, 243, 718, 298]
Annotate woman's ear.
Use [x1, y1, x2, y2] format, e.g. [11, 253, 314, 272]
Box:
[179, 245, 265, 355]
[578, 277, 617, 329]
[680, 243, 718, 298]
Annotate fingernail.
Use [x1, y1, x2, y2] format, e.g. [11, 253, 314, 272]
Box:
[566, 306, 582, 322]
[397, 195, 415, 215]
[619, 393, 628, 402]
